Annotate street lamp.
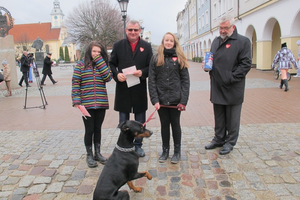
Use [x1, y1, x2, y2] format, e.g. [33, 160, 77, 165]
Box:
[140, 26, 144, 39]
[117, 0, 129, 39]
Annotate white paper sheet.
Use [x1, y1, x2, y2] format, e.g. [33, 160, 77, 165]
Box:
[122, 65, 140, 88]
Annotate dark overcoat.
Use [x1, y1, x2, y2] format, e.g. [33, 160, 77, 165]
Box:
[20, 54, 30, 72]
[109, 38, 153, 113]
[209, 27, 252, 105]
[42, 56, 53, 75]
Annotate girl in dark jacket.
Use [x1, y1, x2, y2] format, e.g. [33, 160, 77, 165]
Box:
[148, 32, 190, 164]
[72, 41, 112, 168]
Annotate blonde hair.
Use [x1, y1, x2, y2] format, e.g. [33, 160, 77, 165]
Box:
[156, 32, 189, 69]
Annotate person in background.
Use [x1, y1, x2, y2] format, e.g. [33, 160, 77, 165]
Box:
[41, 53, 58, 86]
[271, 42, 298, 91]
[148, 32, 190, 164]
[109, 20, 153, 157]
[2, 59, 12, 97]
[72, 41, 112, 168]
[294, 40, 300, 77]
[202, 15, 252, 155]
[18, 51, 31, 87]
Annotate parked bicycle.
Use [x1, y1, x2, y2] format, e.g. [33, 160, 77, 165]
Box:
[274, 67, 291, 81]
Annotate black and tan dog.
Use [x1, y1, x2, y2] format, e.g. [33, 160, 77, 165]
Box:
[93, 120, 153, 200]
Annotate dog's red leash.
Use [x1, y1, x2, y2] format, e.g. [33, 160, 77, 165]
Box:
[142, 105, 179, 127]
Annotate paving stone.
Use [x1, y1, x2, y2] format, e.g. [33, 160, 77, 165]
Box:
[29, 167, 45, 175]
[19, 175, 35, 187]
[267, 184, 290, 196]
[33, 177, 51, 184]
[285, 184, 300, 196]
[70, 170, 86, 181]
[4, 177, 20, 185]
[49, 160, 64, 168]
[77, 185, 94, 195]
[45, 182, 64, 193]
[61, 166, 75, 175]
[38, 193, 57, 200]
[27, 184, 46, 194]
[219, 180, 231, 187]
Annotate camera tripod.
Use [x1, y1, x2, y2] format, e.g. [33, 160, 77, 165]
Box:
[24, 61, 48, 109]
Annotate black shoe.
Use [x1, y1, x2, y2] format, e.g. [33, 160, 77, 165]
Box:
[135, 146, 145, 157]
[41, 83, 46, 86]
[53, 81, 58, 84]
[26, 85, 31, 87]
[171, 144, 181, 164]
[205, 142, 223, 150]
[219, 146, 233, 155]
[19, 84, 23, 87]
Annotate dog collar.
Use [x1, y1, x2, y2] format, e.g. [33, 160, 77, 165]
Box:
[116, 144, 135, 152]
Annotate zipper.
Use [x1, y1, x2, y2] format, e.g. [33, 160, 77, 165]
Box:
[93, 67, 96, 107]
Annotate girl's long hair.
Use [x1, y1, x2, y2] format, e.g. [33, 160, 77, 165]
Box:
[84, 41, 108, 68]
[156, 32, 189, 69]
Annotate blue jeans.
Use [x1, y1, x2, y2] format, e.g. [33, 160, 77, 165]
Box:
[119, 112, 146, 147]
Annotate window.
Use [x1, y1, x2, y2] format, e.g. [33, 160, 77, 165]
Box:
[218, 0, 221, 17]
[205, 10, 209, 25]
[213, 3, 217, 19]
[45, 45, 50, 53]
[228, 0, 233, 10]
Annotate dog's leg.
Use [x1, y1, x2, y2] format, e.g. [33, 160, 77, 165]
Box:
[127, 171, 152, 193]
[127, 181, 142, 192]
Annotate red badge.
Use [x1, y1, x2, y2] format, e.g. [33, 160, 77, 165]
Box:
[226, 44, 231, 49]
[140, 47, 144, 52]
[172, 57, 177, 62]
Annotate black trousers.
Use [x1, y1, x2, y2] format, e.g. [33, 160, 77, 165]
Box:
[157, 107, 182, 147]
[213, 103, 242, 147]
[41, 74, 55, 84]
[82, 109, 106, 147]
[19, 71, 29, 86]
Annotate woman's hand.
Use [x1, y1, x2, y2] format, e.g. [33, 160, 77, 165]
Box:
[74, 104, 80, 108]
[154, 103, 160, 110]
[201, 61, 205, 70]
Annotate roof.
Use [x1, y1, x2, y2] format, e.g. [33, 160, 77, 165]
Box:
[9, 22, 61, 43]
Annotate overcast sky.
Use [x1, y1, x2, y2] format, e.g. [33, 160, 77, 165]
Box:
[1, 0, 186, 45]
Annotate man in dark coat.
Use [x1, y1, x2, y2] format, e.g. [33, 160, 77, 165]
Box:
[203, 15, 252, 155]
[18, 51, 31, 87]
[109, 20, 153, 157]
[41, 53, 57, 85]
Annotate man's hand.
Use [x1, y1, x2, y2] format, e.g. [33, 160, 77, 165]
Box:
[132, 70, 142, 77]
[117, 73, 127, 82]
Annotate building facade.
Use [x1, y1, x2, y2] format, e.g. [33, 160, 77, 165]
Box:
[9, 0, 76, 62]
[177, 0, 300, 72]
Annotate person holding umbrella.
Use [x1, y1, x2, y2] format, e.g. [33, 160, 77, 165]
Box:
[294, 40, 300, 77]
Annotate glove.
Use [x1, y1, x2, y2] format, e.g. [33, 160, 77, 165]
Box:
[177, 103, 186, 111]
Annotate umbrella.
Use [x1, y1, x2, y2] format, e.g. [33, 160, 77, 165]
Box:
[297, 40, 300, 45]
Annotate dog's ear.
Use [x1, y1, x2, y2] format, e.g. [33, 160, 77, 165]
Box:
[117, 120, 129, 131]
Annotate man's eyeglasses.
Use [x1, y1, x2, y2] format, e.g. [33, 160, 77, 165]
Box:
[219, 25, 232, 31]
[127, 29, 140, 32]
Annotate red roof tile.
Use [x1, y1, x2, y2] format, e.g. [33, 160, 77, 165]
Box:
[9, 22, 60, 43]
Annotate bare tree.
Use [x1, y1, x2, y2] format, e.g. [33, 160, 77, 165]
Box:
[65, 0, 125, 49]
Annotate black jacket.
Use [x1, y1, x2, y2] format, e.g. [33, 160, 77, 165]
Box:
[109, 38, 153, 113]
[20, 54, 30, 72]
[148, 54, 190, 106]
[42, 56, 53, 75]
[209, 27, 252, 105]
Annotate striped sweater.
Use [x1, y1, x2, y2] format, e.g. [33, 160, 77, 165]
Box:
[72, 55, 112, 109]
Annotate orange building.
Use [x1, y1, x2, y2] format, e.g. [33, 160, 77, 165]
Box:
[9, 0, 76, 62]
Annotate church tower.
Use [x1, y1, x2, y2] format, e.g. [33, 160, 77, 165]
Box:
[50, 0, 64, 29]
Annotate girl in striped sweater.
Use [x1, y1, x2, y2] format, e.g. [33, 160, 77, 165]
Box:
[72, 41, 112, 168]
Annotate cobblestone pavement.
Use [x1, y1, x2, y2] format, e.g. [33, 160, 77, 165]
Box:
[0, 62, 300, 200]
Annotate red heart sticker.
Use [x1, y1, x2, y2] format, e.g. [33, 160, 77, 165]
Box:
[172, 57, 177, 62]
[140, 47, 144, 52]
[226, 44, 231, 49]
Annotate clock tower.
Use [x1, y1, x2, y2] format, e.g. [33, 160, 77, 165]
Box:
[50, 0, 64, 29]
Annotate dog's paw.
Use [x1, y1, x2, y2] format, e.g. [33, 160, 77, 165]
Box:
[133, 187, 142, 192]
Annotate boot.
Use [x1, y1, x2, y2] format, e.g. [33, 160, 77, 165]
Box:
[284, 79, 289, 92]
[159, 146, 169, 163]
[171, 144, 181, 164]
[94, 143, 107, 165]
[279, 79, 284, 89]
[85, 146, 98, 168]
